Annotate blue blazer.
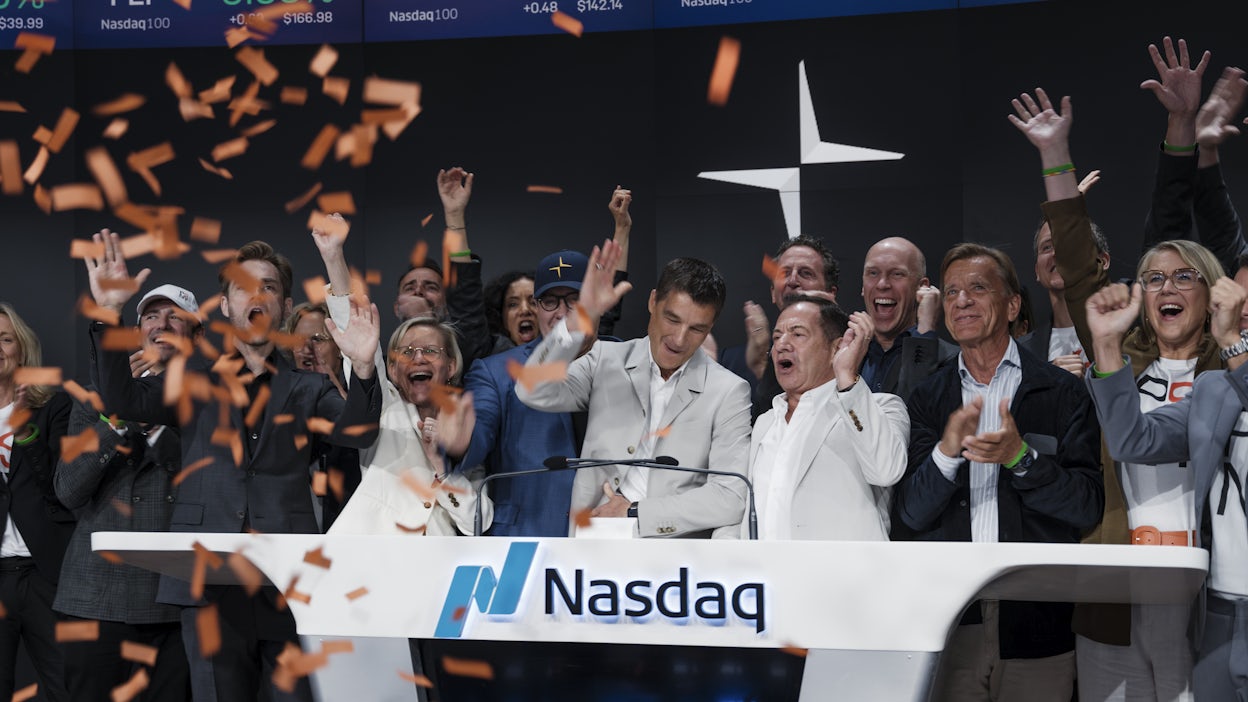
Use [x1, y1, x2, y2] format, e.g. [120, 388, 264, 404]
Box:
[460, 338, 577, 537]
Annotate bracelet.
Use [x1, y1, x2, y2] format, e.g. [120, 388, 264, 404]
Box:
[1162, 141, 1198, 153]
[14, 423, 38, 446]
[1003, 441, 1030, 469]
[445, 225, 467, 231]
[1042, 163, 1075, 177]
[449, 249, 471, 257]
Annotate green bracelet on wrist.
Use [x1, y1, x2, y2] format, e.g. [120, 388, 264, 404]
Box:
[1042, 163, 1075, 177]
[1162, 141, 1198, 153]
[14, 423, 38, 446]
[449, 249, 471, 257]
[1004, 441, 1030, 469]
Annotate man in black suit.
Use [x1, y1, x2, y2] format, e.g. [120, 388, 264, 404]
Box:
[85, 231, 382, 701]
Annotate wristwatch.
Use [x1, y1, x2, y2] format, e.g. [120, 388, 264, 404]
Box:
[627, 502, 639, 518]
[1221, 330, 1248, 362]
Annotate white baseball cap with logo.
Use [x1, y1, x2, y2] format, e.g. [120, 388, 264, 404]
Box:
[135, 284, 200, 317]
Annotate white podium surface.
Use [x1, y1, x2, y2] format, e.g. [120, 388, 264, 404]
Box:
[94, 533, 1208, 700]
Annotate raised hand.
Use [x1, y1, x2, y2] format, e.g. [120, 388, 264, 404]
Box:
[915, 283, 941, 334]
[84, 229, 150, 314]
[310, 212, 349, 260]
[435, 390, 476, 458]
[962, 399, 1025, 467]
[569, 240, 632, 333]
[1210, 276, 1248, 348]
[1140, 37, 1210, 118]
[437, 167, 473, 217]
[325, 296, 380, 378]
[1086, 282, 1141, 342]
[833, 311, 873, 389]
[609, 186, 632, 231]
[1197, 67, 1248, 148]
[939, 394, 983, 460]
[743, 301, 771, 380]
[1008, 88, 1073, 155]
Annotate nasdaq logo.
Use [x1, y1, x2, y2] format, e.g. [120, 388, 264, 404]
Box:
[434, 542, 538, 638]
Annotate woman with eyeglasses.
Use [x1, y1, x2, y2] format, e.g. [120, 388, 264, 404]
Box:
[1014, 87, 1231, 701]
[330, 316, 489, 536]
[286, 302, 347, 399]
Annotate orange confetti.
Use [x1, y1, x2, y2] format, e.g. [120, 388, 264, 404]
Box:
[441, 656, 494, 680]
[120, 641, 159, 666]
[11, 683, 37, 702]
[762, 254, 782, 283]
[32, 183, 50, 214]
[220, 261, 261, 295]
[77, 294, 121, 326]
[14, 49, 40, 75]
[55, 620, 100, 642]
[63, 380, 104, 412]
[178, 98, 214, 122]
[198, 158, 233, 180]
[303, 547, 332, 569]
[506, 358, 568, 393]
[46, 108, 79, 154]
[307, 210, 349, 238]
[780, 644, 809, 658]
[7, 407, 29, 431]
[429, 383, 462, 414]
[244, 384, 271, 428]
[127, 142, 175, 171]
[420, 214, 433, 227]
[284, 575, 311, 605]
[98, 551, 124, 565]
[365, 269, 381, 285]
[573, 508, 593, 528]
[15, 32, 55, 54]
[239, 119, 276, 138]
[235, 46, 278, 86]
[349, 124, 374, 167]
[85, 147, 127, 208]
[302, 124, 339, 170]
[243, 12, 278, 36]
[224, 26, 255, 49]
[101, 328, 142, 351]
[551, 11, 583, 37]
[398, 671, 433, 688]
[166, 62, 191, 98]
[328, 468, 344, 500]
[14, 367, 60, 386]
[526, 185, 563, 194]
[91, 93, 146, 117]
[345, 587, 369, 601]
[309, 44, 338, 78]
[707, 36, 741, 107]
[409, 241, 428, 268]
[302, 276, 327, 305]
[322, 76, 349, 105]
[110, 668, 149, 702]
[197, 605, 221, 658]
[198, 75, 235, 104]
[227, 551, 264, 596]
[341, 423, 377, 437]
[280, 86, 307, 106]
[31, 125, 51, 145]
[360, 107, 406, 125]
[59, 430, 99, 463]
[394, 522, 426, 534]
[306, 417, 335, 435]
[363, 77, 421, 107]
[103, 119, 129, 140]
[173, 457, 214, 487]
[110, 496, 132, 518]
[0, 101, 25, 113]
[200, 248, 238, 264]
[284, 181, 322, 213]
[321, 640, 353, 655]
[190, 217, 222, 244]
[22, 144, 47, 186]
[381, 101, 421, 141]
[311, 471, 327, 496]
[211, 137, 248, 163]
[316, 191, 355, 215]
[0, 141, 22, 196]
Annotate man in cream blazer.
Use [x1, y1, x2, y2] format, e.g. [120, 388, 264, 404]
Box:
[516, 245, 751, 537]
[725, 296, 909, 540]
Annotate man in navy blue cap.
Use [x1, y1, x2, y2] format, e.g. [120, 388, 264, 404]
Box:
[440, 249, 591, 536]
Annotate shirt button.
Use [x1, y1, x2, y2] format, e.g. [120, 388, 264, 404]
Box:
[250, 433, 259, 441]
[959, 500, 968, 507]
[166, 496, 174, 503]
[423, 502, 432, 509]
[98, 455, 109, 465]
[131, 496, 141, 503]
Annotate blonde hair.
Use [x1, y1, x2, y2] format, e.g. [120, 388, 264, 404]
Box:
[387, 317, 463, 385]
[0, 303, 51, 408]
[1134, 240, 1223, 346]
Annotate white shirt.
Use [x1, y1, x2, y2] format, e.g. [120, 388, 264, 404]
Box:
[0, 403, 32, 558]
[754, 379, 838, 540]
[1120, 356, 1197, 532]
[930, 340, 1024, 543]
[620, 344, 689, 502]
[1047, 325, 1085, 362]
[1213, 412, 1248, 599]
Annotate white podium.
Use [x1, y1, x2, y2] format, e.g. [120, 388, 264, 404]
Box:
[93, 532, 1207, 701]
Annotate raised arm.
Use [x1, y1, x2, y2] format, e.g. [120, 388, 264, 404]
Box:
[1193, 67, 1248, 273]
[598, 186, 633, 337]
[438, 167, 492, 367]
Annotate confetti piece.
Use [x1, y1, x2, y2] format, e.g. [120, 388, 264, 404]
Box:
[172, 0, 189, 9]
[211, 137, 248, 163]
[103, 119, 128, 140]
[63, 380, 104, 412]
[101, 328, 143, 350]
[166, 62, 191, 98]
[309, 44, 338, 78]
[32, 183, 49, 213]
[381, 101, 421, 141]
[303, 547, 332, 569]
[21, 145, 47, 186]
[506, 358, 568, 392]
[110, 497, 133, 518]
[279, 87, 308, 107]
[244, 384, 270, 428]
[442, 656, 494, 680]
[220, 261, 261, 295]
[224, 26, 255, 49]
[243, 12, 278, 36]
[345, 587, 368, 601]
[60, 430, 99, 463]
[190, 217, 222, 244]
[360, 108, 406, 125]
[322, 76, 349, 105]
[46, 108, 79, 154]
[420, 214, 433, 228]
[321, 640, 353, 655]
[13, 49, 40, 74]
[284, 181, 322, 213]
[192, 541, 224, 570]
[551, 11, 583, 37]
[365, 269, 381, 285]
[14, 367, 60, 385]
[394, 522, 426, 534]
[315, 192, 355, 216]
[120, 641, 159, 667]
[179, 98, 214, 122]
[328, 467, 344, 500]
[110, 668, 149, 702]
[15, 32, 55, 54]
[31, 125, 51, 145]
[235, 46, 278, 86]
[239, 119, 276, 138]
[55, 620, 100, 643]
[341, 423, 376, 437]
[197, 605, 220, 658]
[7, 408, 29, 431]
[173, 456, 214, 487]
[573, 508, 593, 528]
[429, 383, 462, 415]
[409, 241, 428, 268]
[0, 141, 22, 196]
[284, 575, 311, 605]
[349, 124, 374, 167]
[780, 644, 808, 658]
[306, 417, 334, 435]
[227, 81, 265, 128]
[311, 471, 327, 496]
[526, 185, 563, 194]
[198, 76, 235, 104]
[398, 671, 433, 688]
[307, 210, 349, 239]
[98, 551, 124, 565]
[197, 158, 233, 180]
[85, 147, 128, 208]
[707, 36, 741, 107]
[77, 294, 120, 326]
[127, 142, 175, 172]
[227, 551, 263, 596]
[301, 126, 339, 170]
[364, 77, 421, 107]
[0, 102, 24, 113]
[762, 254, 782, 283]
[92, 93, 146, 117]
[12, 683, 37, 702]
[302, 276, 327, 305]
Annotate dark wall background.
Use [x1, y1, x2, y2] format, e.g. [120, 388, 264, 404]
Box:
[2, 0, 1247, 381]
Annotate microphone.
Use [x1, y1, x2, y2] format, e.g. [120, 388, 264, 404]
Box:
[542, 455, 759, 540]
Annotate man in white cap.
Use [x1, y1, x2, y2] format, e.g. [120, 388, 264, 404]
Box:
[130, 284, 203, 377]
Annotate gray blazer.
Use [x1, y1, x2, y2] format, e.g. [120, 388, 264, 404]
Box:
[517, 329, 752, 537]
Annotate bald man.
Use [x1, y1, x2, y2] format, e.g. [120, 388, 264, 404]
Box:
[859, 237, 957, 399]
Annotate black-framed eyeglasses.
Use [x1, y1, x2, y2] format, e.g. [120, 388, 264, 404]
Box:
[396, 345, 443, 360]
[1139, 268, 1203, 292]
[535, 292, 579, 312]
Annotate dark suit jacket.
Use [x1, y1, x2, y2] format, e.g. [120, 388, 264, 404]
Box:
[4, 390, 73, 584]
[892, 343, 1103, 659]
[870, 333, 959, 401]
[89, 322, 382, 606]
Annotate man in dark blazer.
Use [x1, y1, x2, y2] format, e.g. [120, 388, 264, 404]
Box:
[892, 243, 1102, 701]
[84, 233, 382, 702]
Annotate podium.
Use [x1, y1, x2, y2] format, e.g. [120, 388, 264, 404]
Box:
[94, 532, 1207, 701]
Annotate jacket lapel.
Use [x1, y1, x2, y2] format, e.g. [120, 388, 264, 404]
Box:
[625, 341, 651, 419]
[658, 354, 706, 429]
[792, 401, 837, 488]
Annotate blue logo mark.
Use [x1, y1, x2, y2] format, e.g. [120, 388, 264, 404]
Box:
[434, 542, 538, 638]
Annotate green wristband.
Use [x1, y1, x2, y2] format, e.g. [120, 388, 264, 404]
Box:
[14, 424, 38, 446]
[1162, 141, 1198, 153]
[1091, 355, 1129, 379]
[1004, 441, 1030, 469]
[1042, 163, 1075, 177]
[449, 249, 471, 257]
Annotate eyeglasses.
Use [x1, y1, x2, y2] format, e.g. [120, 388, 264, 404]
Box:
[1139, 268, 1203, 292]
[395, 345, 443, 360]
[535, 292, 579, 312]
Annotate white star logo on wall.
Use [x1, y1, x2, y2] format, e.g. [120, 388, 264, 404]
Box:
[698, 61, 905, 239]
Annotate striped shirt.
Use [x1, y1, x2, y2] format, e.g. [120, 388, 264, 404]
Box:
[930, 340, 1023, 543]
